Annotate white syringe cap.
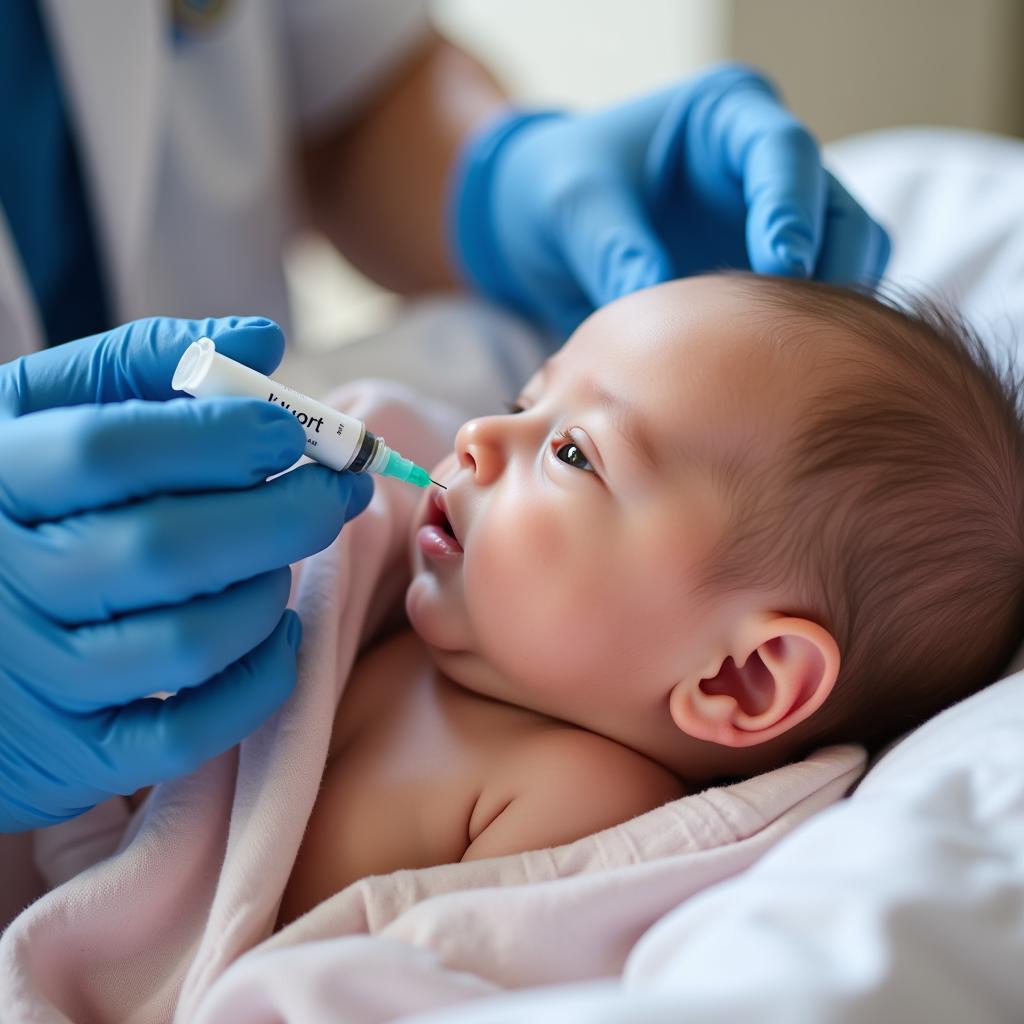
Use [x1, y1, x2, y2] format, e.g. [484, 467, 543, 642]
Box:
[172, 337, 217, 394]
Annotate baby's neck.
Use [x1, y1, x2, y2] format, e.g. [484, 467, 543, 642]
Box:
[422, 635, 798, 787]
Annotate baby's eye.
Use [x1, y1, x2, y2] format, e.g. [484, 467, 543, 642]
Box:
[504, 400, 526, 415]
[553, 431, 594, 473]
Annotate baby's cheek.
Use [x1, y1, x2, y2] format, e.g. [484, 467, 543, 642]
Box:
[466, 503, 625, 690]
[466, 501, 557, 627]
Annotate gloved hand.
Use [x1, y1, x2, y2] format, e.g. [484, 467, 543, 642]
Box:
[452, 63, 891, 336]
[0, 317, 373, 831]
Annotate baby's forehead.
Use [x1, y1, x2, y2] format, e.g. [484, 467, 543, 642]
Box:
[565, 275, 873, 395]
[568, 278, 771, 368]
[560, 279, 797, 413]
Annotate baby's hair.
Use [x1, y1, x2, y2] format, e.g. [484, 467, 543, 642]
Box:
[699, 274, 1024, 753]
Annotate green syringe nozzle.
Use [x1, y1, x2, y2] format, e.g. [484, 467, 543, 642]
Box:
[406, 465, 433, 488]
[380, 448, 439, 489]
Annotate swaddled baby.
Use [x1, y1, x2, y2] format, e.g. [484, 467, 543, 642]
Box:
[277, 273, 1024, 925]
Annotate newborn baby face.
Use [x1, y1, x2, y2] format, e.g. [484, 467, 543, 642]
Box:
[406, 276, 828, 771]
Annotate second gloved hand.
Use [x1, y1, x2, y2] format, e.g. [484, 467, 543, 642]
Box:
[451, 63, 891, 337]
[0, 317, 373, 831]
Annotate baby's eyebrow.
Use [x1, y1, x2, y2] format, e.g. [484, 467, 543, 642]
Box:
[583, 378, 660, 475]
[541, 362, 659, 475]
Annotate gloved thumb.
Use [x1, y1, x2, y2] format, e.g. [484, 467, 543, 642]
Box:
[556, 181, 674, 309]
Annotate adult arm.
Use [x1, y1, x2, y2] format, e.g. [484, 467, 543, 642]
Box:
[299, 31, 506, 293]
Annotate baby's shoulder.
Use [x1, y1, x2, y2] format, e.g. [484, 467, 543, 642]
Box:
[463, 726, 687, 862]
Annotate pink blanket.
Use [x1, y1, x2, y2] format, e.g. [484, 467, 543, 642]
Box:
[0, 382, 865, 1023]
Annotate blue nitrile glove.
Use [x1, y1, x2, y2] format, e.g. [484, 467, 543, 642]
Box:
[452, 63, 891, 337]
[0, 317, 374, 831]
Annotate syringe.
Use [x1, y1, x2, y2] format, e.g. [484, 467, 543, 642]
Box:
[172, 338, 445, 489]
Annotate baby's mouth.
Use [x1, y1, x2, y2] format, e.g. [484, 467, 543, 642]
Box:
[417, 490, 463, 559]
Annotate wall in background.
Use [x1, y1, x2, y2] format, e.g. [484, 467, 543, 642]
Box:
[436, 0, 1024, 138]
[433, 0, 725, 109]
[731, 0, 1024, 142]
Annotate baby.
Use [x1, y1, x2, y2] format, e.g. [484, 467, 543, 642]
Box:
[276, 273, 1024, 925]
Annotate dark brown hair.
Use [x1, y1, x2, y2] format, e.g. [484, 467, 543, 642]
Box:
[698, 274, 1024, 752]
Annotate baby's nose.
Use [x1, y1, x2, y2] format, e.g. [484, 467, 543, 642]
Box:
[454, 416, 507, 484]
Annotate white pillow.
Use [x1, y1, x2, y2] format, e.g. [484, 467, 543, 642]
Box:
[828, 127, 1024, 367]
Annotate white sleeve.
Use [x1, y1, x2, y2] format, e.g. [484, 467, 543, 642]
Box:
[281, 0, 433, 133]
[397, 673, 1024, 1024]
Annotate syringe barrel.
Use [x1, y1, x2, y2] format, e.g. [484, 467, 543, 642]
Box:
[173, 337, 381, 474]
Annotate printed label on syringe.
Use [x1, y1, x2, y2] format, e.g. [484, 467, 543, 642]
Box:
[267, 391, 325, 433]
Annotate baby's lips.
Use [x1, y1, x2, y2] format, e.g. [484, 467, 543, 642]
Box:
[417, 523, 464, 560]
[432, 489, 456, 544]
[432, 490, 463, 549]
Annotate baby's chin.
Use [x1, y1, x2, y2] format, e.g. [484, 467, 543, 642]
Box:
[403, 589, 517, 707]
[404, 570, 467, 656]
[404, 564, 513, 699]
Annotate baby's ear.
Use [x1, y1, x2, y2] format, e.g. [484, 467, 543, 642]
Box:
[668, 615, 839, 748]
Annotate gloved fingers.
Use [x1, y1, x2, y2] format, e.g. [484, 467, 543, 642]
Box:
[87, 609, 301, 793]
[813, 172, 892, 286]
[22, 568, 293, 709]
[555, 178, 674, 309]
[0, 397, 305, 523]
[3, 316, 285, 416]
[678, 64, 827, 277]
[4, 462, 372, 623]
[741, 119, 827, 278]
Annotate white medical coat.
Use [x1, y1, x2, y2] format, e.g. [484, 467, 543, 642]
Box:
[0, 0, 430, 362]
